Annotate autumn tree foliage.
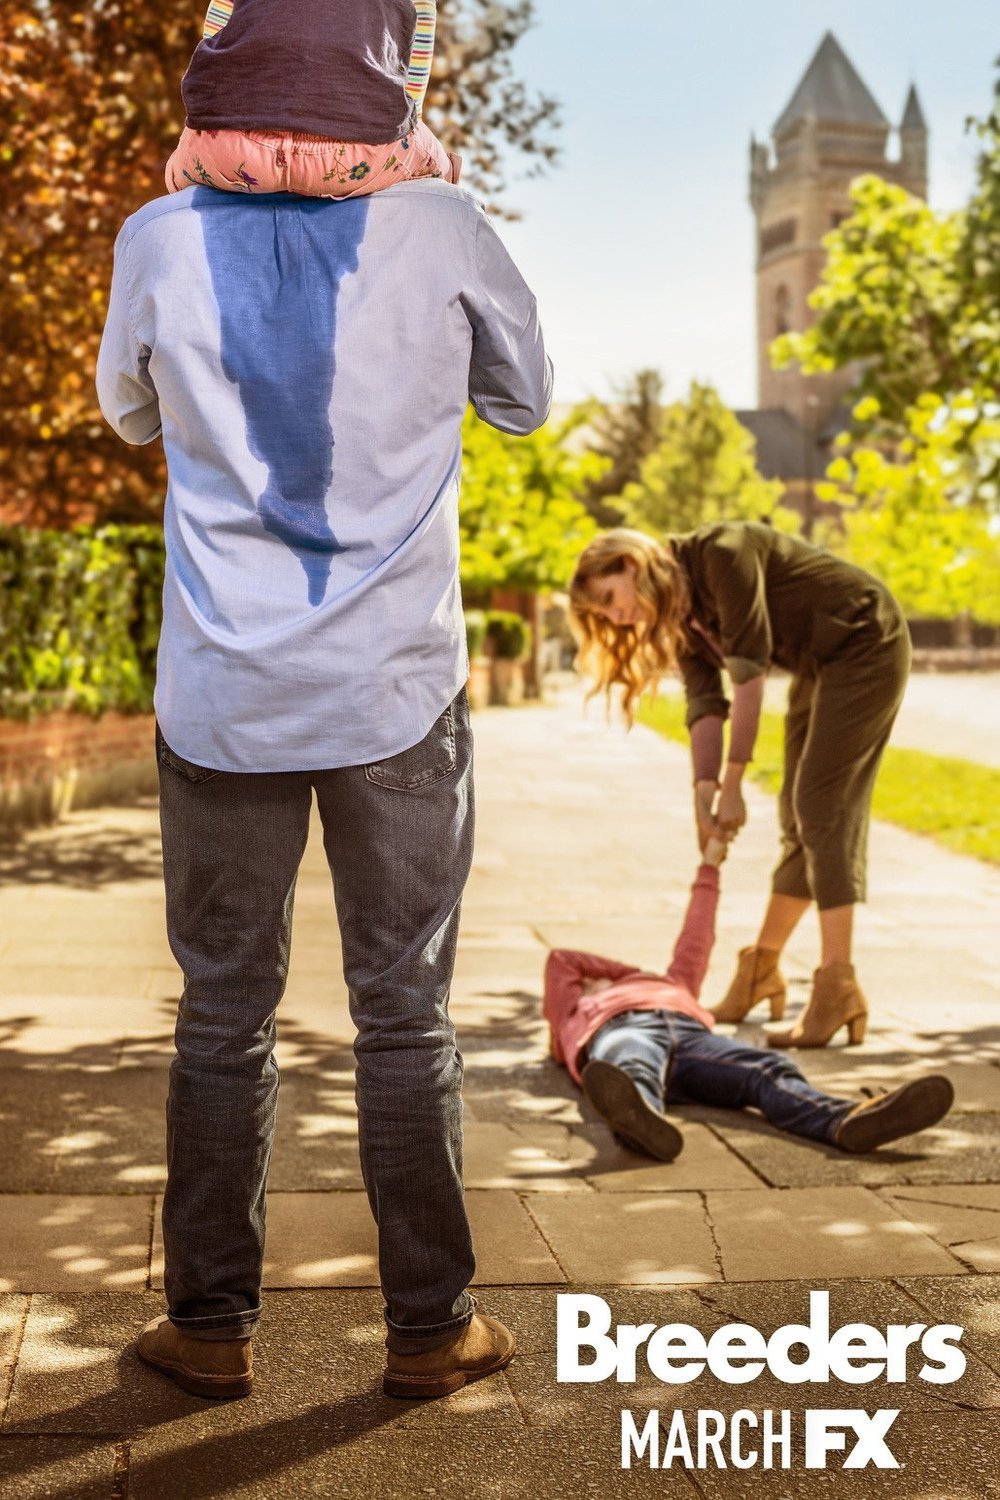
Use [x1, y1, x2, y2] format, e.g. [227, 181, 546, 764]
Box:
[0, 1, 559, 527]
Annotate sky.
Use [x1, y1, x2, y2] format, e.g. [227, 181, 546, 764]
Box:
[493, 0, 998, 409]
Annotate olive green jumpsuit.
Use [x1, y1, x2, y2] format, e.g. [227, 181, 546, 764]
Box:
[672, 522, 911, 911]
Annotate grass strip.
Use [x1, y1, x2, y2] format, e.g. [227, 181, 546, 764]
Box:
[637, 694, 1000, 866]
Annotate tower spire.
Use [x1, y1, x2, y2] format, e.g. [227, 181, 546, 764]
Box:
[901, 83, 928, 132]
[773, 30, 888, 137]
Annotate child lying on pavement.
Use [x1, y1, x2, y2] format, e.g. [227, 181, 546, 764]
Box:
[542, 838, 953, 1161]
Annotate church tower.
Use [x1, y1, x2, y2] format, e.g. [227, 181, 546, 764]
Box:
[750, 32, 928, 434]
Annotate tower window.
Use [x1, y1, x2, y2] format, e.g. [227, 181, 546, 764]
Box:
[774, 285, 792, 336]
[760, 218, 797, 256]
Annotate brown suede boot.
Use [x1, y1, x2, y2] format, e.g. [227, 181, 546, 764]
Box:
[833, 1076, 954, 1153]
[767, 961, 868, 1049]
[712, 945, 787, 1023]
[383, 1313, 515, 1400]
[136, 1314, 253, 1399]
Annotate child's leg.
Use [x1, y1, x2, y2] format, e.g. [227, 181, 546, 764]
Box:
[166, 124, 460, 200]
[280, 125, 458, 198]
[583, 1011, 683, 1160]
[667, 1021, 853, 1144]
[406, 121, 462, 185]
[202, 0, 234, 38]
[405, 0, 437, 119]
[165, 128, 285, 194]
[586, 1011, 674, 1110]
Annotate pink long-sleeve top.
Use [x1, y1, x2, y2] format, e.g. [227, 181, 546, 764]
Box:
[543, 865, 719, 1084]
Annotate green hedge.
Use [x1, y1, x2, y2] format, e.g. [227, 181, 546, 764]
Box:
[464, 609, 488, 660]
[485, 610, 532, 661]
[0, 525, 164, 720]
[0, 526, 540, 718]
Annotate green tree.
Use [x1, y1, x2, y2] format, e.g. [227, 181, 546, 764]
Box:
[618, 381, 789, 539]
[772, 62, 1000, 620]
[957, 57, 1000, 403]
[577, 368, 665, 527]
[459, 410, 600, 593]
[771, 64, 1000, 483]
[430, 0, 560, 217]
[771, 176, 969, 423]
[818, 395, 1000, 625]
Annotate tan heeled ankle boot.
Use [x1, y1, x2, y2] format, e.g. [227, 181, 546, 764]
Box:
[712, 945, 787, 1023]
[767, 961, 868, 1049]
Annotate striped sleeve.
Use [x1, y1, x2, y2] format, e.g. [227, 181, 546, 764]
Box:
[405, 0, 436, 116]
[202, 0, 234, 38]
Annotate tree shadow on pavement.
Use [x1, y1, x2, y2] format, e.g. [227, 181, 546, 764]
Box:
[0, 805, 163, 889]
[0, 1314, 441, 1500]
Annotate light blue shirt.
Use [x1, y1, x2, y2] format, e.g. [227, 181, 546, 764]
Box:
[96, 182, 551, 771]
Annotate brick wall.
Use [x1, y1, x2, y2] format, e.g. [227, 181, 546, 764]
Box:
[0, 711, 158, 835]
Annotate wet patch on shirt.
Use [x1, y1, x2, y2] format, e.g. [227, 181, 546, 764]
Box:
[194, 190, 369, 605]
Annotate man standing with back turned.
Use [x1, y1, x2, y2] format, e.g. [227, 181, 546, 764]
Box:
[96, 172, 551, 1399]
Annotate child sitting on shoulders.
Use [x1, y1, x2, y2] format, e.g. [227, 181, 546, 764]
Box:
[166, 0, 460, 199]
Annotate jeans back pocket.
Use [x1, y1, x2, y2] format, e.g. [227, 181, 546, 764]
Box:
[364, 703, 457, 791]
[155, 723, 222, 784]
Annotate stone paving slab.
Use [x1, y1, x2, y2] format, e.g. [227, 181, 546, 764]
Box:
[577, 1120, 766, 1192]
[0, 1077, 66, 1192]
[882, 1187, 1000, 1273]
[1, 966, 154, 1003]
[706, 1186, 963, 1282]
[268, 1073, 363, 1193]
[685, 1412, 999, 1499]
[5, 1283, 998, 1490]
[506, 1357, 996, 1450]
[835, 942, 1000, 997]
[522, 1192, 721, 1286]
[766, 1050, 1000, 1113]
[878, 1012, 1000, 1055]
[461, 1120, 590, 1191]
[898, 1274, 1000, 1370]
[0, 1029, 128, 1072]
[1, 1297, 28, 1421]
[0, 1197, 152, 1294]
[461, 1051, 583, 1127]
[0, 1436, 120, 1500]
[3, 1292, 521, 1438]
[484, 1280, 1000, 1441]
[1, 937, 173, 969]
[483, 1281, 1000, 1411]
[691, 1276, 1000, 1410]
[705, 1110, 1000, 1189]
[149, 1190, 565, 1289]
[0, 1071, 167, 1196]
[125, 1423, 699, 1500]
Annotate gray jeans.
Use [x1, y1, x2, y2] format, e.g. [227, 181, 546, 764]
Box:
[155, 690, 476, 1353]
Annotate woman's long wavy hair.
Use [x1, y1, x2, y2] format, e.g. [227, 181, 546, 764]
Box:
[568, 529, 690, 726]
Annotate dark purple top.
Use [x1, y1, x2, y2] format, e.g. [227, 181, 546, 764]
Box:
[182, 0, 418, 143]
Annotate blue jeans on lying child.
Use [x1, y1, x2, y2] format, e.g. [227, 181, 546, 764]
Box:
[586, 1009, 855, 1143]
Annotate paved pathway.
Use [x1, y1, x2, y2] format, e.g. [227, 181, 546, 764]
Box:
[1, 690, 999, 1497]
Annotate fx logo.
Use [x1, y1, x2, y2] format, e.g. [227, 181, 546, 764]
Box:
[805, 1409, 900, 1469]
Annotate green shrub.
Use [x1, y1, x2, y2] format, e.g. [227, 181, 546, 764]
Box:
[485, 610, 532, 661]
[464, 609, 488, 659]
[0, 524, 164, 719]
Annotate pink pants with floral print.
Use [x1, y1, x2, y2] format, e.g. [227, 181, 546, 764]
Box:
[165, 121, 460, 199]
